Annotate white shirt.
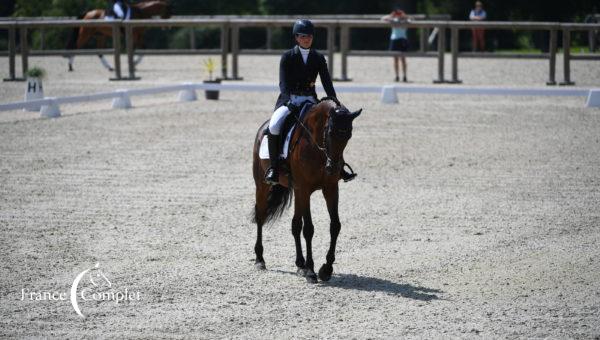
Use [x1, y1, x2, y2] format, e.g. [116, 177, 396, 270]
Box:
[299, 46, 309, 64]
[113, 3, 125, 18]
[469, 9, 487, 20]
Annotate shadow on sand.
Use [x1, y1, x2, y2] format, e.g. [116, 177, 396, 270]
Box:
[325, 273, 442, 301]
[271, 269, 442, 301]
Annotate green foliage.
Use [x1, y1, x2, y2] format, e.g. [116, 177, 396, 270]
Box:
[7, 0, 598, 20]
[14, 0, 105, 17]
[4, 0, 598, 52]
[516, 34, 533, 50]
[26, 66, 46, 79]
[170, 0, 260, 15]
[203, 58, 216, 80]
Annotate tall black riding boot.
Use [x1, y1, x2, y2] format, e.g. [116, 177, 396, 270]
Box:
[264, 132, 281, 185]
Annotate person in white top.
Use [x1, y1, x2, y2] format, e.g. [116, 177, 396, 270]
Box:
[381, 7, 411, 82]
[469, 1, 487, 51]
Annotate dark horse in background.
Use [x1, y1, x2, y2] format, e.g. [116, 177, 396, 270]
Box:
[65, 0, 171, 72]
[252, 98, 362, 283]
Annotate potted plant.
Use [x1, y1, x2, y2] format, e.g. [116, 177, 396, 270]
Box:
[24, 67, 46, 111]
[203, 58, 221, 100]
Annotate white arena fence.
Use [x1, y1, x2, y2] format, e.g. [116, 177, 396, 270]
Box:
[0, 83, 599, 118]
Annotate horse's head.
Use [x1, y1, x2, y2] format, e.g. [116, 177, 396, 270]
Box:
[324, 105, 362, 175]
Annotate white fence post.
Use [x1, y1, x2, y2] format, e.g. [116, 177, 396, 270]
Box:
[40, 98, 61, 118]
[381, 85, 398, 104]
[178, 83, 197, 102]
[585, 89, 600, 108]
[112, 90, 132, 109]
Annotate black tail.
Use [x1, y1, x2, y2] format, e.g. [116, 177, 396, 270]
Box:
[252, 185, 292, 225]
[66, 14, 84, 49]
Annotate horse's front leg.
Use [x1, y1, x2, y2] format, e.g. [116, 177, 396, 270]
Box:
[291, 204, 305, 276]
[302, 207, 317, 283]
[96, 36, 115, 72]
[67, 55, 74, 72]
[319, 184, 340, 282]
[293, 189, 317, 283]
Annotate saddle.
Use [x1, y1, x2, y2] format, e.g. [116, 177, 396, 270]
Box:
[259, 101, 314, 161]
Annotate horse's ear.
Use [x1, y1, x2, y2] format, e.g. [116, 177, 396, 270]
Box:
[351, 109, 363, 119]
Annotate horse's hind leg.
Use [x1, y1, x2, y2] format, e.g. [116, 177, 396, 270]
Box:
[292, 206, 305, 276]
[253, 184, 269, 270]
[319, 184, 341, 282]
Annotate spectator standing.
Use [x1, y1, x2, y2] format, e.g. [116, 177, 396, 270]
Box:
[382, 7, 411, 82]
[469, 1, 487, 51]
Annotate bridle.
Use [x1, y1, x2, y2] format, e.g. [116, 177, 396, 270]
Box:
[293, 105, 351, 174]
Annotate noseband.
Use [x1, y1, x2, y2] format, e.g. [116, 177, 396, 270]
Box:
[323, 111, 352, 173]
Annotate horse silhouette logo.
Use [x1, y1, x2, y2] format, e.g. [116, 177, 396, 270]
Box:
[70, 263, 110, 318]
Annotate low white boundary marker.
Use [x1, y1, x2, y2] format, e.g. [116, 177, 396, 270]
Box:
[0, 83, 597, 118]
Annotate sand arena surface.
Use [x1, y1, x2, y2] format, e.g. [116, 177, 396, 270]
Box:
[1, 55, 600, 338]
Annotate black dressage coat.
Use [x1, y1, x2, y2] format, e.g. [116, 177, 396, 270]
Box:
[274, 45, 337, 110]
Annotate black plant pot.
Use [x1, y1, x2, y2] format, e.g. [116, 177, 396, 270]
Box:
[203, 79, 221, 100]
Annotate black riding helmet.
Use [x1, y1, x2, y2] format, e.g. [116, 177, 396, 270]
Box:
[292, 19, 315, 36]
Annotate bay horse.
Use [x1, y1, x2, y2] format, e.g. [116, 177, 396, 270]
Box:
[252, 98, 362, 283]
[65, 0, 171, 72]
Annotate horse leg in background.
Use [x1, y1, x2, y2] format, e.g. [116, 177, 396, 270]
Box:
[253, 184, 269, 270]
[133, 29, 145, 66]
[98, 55, 114, 72]
[134, 55, 144, 66]
[319, 184, 341, 282]
[295, 190, 317, 283]
[67, 26, 93, 72]
[67, 55, 75, 72]
[97, 35, 114, 72]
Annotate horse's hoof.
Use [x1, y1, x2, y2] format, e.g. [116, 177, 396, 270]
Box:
[318, 264, 333, 282]
[305, 270, 318, 284]
[254, 261, 266, 270]
[296, 267, 307, 277]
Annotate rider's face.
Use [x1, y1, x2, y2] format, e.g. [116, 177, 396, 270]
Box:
[295, 34, 313, 49]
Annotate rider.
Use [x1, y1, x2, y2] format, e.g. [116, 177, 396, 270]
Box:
[264, 19, 357, 185]
[105, 0, 130, 20]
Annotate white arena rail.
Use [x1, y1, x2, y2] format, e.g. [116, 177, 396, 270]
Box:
[0, 83, 598, 118]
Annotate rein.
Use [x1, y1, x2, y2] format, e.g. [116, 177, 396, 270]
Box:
[292, 108, 331, 161]
[291, 97, 343, 170]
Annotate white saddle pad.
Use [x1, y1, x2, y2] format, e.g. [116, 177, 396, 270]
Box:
[259, 128, 295, 160]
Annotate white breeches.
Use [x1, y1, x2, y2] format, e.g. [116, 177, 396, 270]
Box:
[268, 95, 316, 135]
[104, 4, 131, 20]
